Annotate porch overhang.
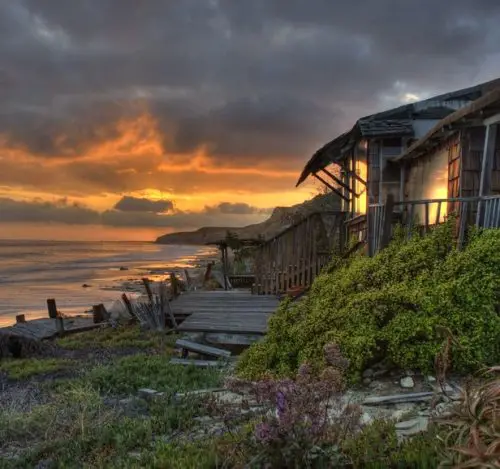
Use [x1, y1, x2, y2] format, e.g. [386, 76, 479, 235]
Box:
[393, 88, 500, 162]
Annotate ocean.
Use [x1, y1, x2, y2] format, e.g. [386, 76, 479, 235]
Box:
[0, 240, 216, 327]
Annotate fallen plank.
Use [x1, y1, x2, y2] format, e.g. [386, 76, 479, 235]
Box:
[175, 339, 231, 358]
[170, 358, 225, 367]
[363, 392, 435, 406]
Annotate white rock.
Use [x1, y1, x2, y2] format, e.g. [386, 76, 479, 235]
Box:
[426, 375, 437, 383]
[138, 388, 164, 399]
[360, 412, 374, 425]
[400, 377, 415, 389]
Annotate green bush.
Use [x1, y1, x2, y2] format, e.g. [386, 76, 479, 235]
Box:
[238, 224, 500, 379]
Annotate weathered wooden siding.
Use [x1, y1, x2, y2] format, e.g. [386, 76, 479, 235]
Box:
[404, 135, 454, 222]
[461, 126, 500, 197]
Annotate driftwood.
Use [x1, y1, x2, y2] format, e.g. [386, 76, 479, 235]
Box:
[175, 339, 231, 359]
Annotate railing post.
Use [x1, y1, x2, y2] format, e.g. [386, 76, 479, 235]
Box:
[380, 194, 395, 251]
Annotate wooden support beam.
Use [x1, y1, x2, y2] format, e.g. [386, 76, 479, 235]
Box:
[312, 173, 350, 202]
[321, 168, 356, 194]
[340, 163, 367, 187]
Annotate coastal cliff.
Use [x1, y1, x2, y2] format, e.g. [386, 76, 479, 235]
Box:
[155, 193, 341, 245]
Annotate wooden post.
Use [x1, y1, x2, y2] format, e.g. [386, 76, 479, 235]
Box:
[16, 314, 26, 324]
[477, 124, 497, 226]
[121, 293, 134, 317]
[47, 299, 58, 319]
[380, 193, 395, 250]
[142, 278, 154, 303]
[92, 304, 108, 324]
[55, 316, 65, 335]
[159, 281, 176, 329]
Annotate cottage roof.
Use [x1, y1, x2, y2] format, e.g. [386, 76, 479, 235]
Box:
[296, 77, 500, 187]
[394, 87, 500, 161]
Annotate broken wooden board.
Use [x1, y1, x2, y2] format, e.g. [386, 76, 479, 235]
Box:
[170, 358, 225, 367]
[175, 339, 231, 358]
[363, 392, 435, 406]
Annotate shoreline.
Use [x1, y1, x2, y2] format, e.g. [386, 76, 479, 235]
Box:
[0, 244, 219, 329]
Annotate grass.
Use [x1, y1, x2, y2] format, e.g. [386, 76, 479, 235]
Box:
[85, 353, 223, 395]
[56, 325, 175, 351]
[0, 381, 220, 468]
[0, 358, 74, 380]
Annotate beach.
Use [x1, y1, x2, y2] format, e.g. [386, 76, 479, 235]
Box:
[0, 240, 217, 327]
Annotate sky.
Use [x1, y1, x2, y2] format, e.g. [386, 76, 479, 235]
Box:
[1, 0, 500, 241]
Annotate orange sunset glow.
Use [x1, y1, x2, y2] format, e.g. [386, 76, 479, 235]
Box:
[0, 110, 316, 240]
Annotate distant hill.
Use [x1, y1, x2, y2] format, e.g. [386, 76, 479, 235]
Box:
[155, 193, 341, 245]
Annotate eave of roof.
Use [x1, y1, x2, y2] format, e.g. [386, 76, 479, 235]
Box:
[394, 88, 500, 162]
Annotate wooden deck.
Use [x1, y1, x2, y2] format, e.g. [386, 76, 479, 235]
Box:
[173, 290, 279, 335]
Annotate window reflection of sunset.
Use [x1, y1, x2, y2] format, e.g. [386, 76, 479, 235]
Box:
[355, 160, 367, 215]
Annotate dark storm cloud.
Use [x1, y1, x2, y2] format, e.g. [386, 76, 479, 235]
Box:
[204, 202, 271, 215]
[1, 0, 500, 167]
[113, 196, 174, 213]
[0, 197, 266, 228]
[0, 197, 100, 224]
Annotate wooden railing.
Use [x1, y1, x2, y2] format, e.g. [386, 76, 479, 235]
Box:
[369, 194, 500, 255]
[253, 211, 345, 295]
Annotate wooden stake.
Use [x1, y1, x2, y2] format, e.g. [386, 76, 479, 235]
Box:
[15, 314, 26, 324]
[47, 299, 58, 319]
[121, 293, 134, 317]
[142, 278, 154, 303]
[55, 317, 65, 335]
[92, 304, 109, 324]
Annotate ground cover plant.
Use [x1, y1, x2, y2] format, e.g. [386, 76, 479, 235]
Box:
[56, 325, 172, 351]
[237, 223, 500, 380]
[0, 357, 74, 380]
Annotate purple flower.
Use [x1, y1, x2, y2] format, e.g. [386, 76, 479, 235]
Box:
[255, 422, 272, 443]
[276, 390, 286, 419]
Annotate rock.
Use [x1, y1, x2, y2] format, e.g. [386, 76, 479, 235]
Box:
[138, 388, 164, 400]
[119, 267, 129, 271]
[118, 397, 137, 406]
[34, 459, 55, 469]
[360, 412, 374, 425]
[363, 378, 372, 386]
[362, 368, 374, 379]
[372, 368, 389, 378]
[395, 417, 429, 440]
[400, 377, 415, 389]
[431, 402, 454, 418]
[426, 375, 437, 383]
[82, 284, 91, 288]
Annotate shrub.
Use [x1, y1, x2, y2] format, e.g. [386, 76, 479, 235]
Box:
[238, 224, 500, 379]
[438, 369, 500, 467]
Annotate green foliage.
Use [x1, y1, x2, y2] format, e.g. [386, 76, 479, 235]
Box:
[238, 223, 500, 379]
[56, 325, 172, 351]
[0, 357, 73, 379]
[0, 381, 214, 468]
[342, 420, 442, 468]
[85, 353, 223, 394]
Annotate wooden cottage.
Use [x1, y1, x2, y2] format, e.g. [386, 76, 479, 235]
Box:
[393, 88, 500, 234]
[297, 78, 500, 246]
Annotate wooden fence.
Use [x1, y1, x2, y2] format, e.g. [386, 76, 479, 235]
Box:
[369, 194, 500, 255]
[253, 211, 345, 295]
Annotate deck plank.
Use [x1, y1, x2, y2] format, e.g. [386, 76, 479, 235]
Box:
[174, 290, 277, 335]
